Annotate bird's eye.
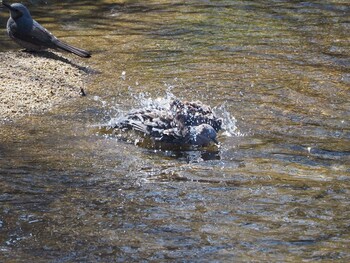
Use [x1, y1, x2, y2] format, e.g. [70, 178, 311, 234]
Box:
[14, 9, 23, 17]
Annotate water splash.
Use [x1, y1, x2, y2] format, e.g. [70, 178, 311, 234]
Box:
[133, 89, 176, 109]
[214, 102, 244, 137]
[100, 91, 241, 142]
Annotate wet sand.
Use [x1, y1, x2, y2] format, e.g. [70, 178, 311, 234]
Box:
[0, 51, 90, 123]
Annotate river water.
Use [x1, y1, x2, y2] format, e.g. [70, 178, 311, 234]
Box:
[0, 0, 349, 262]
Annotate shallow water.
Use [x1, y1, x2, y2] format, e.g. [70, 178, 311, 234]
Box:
[0, 0, 349, 262]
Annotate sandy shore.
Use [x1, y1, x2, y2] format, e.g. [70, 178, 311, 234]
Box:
[0, 51, 90, 123]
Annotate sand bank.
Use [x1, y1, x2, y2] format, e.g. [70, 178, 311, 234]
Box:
[0, 51, 89, 123]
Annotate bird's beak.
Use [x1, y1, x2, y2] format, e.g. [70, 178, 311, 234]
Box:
[3, 2, 14, 11]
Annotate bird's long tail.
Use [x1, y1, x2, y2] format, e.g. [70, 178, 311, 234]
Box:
[53, 39, 91, 58]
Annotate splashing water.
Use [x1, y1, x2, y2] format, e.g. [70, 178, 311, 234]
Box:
[133, 89, 177, 110]
[213, 103, 244, 137]
[100, 90, 241, 142]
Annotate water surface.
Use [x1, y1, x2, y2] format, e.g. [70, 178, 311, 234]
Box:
[0, 0, 349, 262]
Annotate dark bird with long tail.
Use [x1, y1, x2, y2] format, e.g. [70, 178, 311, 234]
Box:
[3, 2, 91, 58]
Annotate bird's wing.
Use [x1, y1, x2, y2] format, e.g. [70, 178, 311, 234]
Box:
[127, 120, 150, 134]
[11, 20, 56, 48]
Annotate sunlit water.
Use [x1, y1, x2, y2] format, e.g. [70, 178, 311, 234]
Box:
[0, 0, 349, 262]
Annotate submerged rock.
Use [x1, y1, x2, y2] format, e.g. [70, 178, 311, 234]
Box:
[112, 99, 222, 147]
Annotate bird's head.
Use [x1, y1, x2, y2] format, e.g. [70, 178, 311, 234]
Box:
[190, 124, 219, 146]
[3, 2, 31, 20]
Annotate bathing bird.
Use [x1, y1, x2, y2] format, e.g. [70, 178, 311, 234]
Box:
[3, 2, 91, 58]
[112, 99, 222, 147]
